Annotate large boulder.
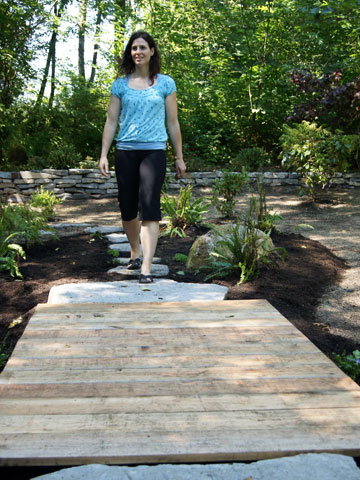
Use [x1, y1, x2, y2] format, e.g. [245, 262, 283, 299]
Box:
[186, 223, 273, 270]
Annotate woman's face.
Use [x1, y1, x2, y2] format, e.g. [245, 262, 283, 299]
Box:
[131, 37, 154, 67]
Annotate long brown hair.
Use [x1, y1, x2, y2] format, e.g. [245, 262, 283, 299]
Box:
[120, 31, 161, 85]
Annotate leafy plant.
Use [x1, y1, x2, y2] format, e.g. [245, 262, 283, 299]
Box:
[0, 332, 10, 369]
[211, 170, 249, 218]
[333, 350, 360, 382]
[161, 185, 208, 238]
[48, 138, 82, 169]
[30, 186, 62, 221]
[0, 232, 26, 278]
[173, 253, 188, 263]
[230, 147, 271, 171]
[205, 213, 286, 284]
[287, 70, 360, 136]
[280, 121, 358, 198]
[107, 248, 120, 258]
[249, 179, 283, 233]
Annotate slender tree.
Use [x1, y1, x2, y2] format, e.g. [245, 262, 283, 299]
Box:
[88, 0, 103, 84]
[78, 0, 88, 78]
[37, 0, 69, 106]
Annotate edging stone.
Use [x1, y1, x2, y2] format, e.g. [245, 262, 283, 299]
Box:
[0, 169, 359, 200]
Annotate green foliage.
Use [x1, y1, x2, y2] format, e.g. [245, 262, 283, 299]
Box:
[333, 350, 360, 382]
[211, 170, 249, 219]
[161, 185, 208, 238]
[230, 147, 272, 172]
[0, 233, 26, 278]
[0, 191, 58, 277]
[173, 253, 188, 263]
[280, 121, 359, 198]
[30, 186, 62, 220]
[48, 138, 82, 169]
[107, 249, 120, 258]
[205, 218, 286, 284]
[79, 157, 99, 169]
[249, 179, 283, 234]
[0, 332, 10, 369]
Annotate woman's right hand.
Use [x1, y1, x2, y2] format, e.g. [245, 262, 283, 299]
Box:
[98, 157, 110, 177]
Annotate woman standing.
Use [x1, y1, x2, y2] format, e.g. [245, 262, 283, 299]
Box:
[99, 31, 186, 284]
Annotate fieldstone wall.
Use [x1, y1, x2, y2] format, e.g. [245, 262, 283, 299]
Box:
[0, 169, 360, 200]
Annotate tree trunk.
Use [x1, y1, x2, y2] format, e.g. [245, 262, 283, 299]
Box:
[36, 0, 68, 105]
[49, 39, 56, 107]
[114, 0, 127, 70]
[88, 0, 103, 85]
[78, 0, 87, 78]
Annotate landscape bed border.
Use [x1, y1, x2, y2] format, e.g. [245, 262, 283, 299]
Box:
[0, 169, 360, 200]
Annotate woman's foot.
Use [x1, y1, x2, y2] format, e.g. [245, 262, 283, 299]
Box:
[127, 258, 142, 270]
[139, 273, 153, 284]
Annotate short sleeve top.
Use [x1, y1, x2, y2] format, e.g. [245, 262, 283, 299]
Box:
[110, 74, 176, 148]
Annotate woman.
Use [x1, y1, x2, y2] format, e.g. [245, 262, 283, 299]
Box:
[99, 31, 186, 284]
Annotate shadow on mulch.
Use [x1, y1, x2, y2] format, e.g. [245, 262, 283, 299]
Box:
[0, 228, 353, 374]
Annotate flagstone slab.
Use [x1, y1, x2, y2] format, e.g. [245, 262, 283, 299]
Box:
[113, 257, 162, 265]
[47, 279, 228, 304]
[108, 264, 169, 277]
[85, 226, 124, 234]
[105, 233, 129, 243]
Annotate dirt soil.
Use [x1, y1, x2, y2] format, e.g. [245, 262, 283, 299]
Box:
[1, 187, 358, 377]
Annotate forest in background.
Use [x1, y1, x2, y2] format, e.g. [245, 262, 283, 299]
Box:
[1, 0, 360, 173]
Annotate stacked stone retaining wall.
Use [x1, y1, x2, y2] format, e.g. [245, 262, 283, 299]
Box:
[0, 169, 359, 200]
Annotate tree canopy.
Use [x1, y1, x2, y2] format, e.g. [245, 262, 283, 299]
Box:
[1, 0, 360, 171]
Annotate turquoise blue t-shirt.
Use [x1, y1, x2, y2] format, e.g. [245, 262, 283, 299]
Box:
[110, 74, 176, 150]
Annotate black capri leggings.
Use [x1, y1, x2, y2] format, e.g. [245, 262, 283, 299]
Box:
[115, 149, 166, 222]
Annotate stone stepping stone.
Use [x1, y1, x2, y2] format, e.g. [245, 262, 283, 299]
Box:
[47, 279, 228, 304]
[108, 264, 169, 277]
[108, 243, 132, 253]
[85, 226, 124, 234]
[113, 257, 162, 265]
[105, 233, 128, 243]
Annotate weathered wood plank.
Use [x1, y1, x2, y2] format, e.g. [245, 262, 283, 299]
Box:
[9, 339, 317, 359]
[1, 392, 359, 416]
[0, 364, 344, 385]
[1, 429, 359, 466]
[5, 352, 329, 371]
[1, 408, 360, 435]
[0, 377, 357, 399]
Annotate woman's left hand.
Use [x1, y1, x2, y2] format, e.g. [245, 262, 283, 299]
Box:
[176, 158, 186, 178]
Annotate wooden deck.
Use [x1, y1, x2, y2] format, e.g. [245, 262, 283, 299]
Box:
[0, 299, 359, 466]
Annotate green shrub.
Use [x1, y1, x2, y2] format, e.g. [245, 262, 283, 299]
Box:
[30, 186, 62, 221]
[230, 147, 271, 171]
[280, 121, 359, 198]
[161, 185, 208, 237]
[333, 350, 360, 382]
[173, 253, 188, 263]
[79, 157, 99, 169]
[249, 178, 283, 234]
[48, 138, 82, 169]
[0, 233, 26, 278]
[211, 169, 249, 218]
[205, 198, 286, 284]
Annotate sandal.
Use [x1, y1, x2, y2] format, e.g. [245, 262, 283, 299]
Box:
[139, 274, 153, 284]
[127, 258, 141, 270]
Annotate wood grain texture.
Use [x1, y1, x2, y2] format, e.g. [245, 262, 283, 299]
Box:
[0, 299, 359, 466]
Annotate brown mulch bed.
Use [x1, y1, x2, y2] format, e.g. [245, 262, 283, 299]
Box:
[0, 226, 353, 374]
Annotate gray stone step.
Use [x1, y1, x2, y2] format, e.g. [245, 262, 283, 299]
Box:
[113, 257, 162, 265]
[47, 279, 228, 304]
[85, 226, 124, 234]
[31, 454, 360, 479]
[105, 233, 128, 243]
[108, 264, 169, 277]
